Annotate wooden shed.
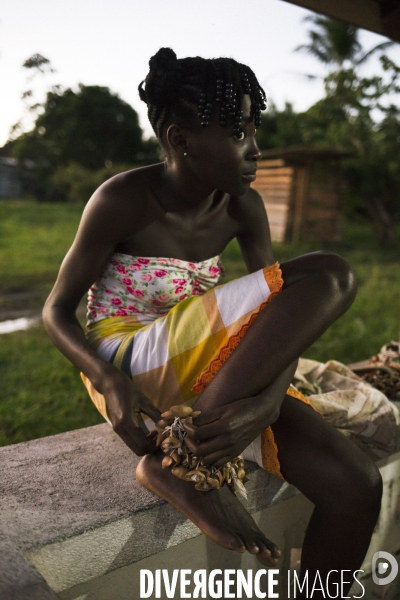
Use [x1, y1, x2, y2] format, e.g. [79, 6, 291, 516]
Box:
[0, 157, 22, 198]
[253, 146, 349, 244]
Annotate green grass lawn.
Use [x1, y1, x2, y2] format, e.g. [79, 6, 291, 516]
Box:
[0, 199, 84, 310]
[0, 199, 399, 446]
[0, 199, 83, 287]
[0, 325, 103, 447]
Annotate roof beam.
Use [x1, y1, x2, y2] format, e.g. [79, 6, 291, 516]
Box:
[380, 1, 400, 41]
[280, 0, 400, 42]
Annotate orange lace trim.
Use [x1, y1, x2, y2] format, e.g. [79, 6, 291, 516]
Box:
[261, 387, 315, 479]
[192, 262, 283, 394]
[261, 427, 283, 479]
[286, 385, 314, 407]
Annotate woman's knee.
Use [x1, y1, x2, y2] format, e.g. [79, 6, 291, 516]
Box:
[282, 251, 357, 309]
[319, 251, 357, 303]
[360, 461, 383, 511]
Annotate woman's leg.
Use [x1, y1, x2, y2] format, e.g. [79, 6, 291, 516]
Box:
[271, 395, 382, 599]
[138, 251, 366, 567]
[136, 363, 296, 563]
[194, 251, 357, 411]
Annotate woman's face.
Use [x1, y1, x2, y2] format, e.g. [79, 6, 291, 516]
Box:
[183, 95, 262, 197]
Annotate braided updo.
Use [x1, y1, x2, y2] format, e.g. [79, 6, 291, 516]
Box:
[138, 48, 267, 145]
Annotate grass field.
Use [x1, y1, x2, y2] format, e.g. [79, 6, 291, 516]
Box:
[1, 199, 399, 446]
[0, 199, 84, 289]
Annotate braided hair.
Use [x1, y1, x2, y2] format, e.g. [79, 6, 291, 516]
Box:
[138, 48, 267, 147]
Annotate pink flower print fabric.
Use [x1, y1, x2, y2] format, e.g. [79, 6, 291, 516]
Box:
[87, 253, 225, 326]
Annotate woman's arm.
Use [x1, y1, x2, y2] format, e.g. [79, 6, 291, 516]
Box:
[234, 187, 275, 272]
[43, 179, 161, 455]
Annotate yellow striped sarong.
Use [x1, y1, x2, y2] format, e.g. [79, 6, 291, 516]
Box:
[81, 262, 313, 478]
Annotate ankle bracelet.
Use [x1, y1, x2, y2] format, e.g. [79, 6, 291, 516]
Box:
[150, 405, 249, 499]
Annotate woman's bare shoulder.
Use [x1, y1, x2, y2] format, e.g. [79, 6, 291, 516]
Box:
[88, 162, 163, 210]
[82, 163, 164, 237]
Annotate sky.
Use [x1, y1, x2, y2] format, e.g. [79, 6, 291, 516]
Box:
[1, 0, 400, 146]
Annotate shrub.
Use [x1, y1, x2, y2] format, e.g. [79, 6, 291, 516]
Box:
[49, 162, 136, 202]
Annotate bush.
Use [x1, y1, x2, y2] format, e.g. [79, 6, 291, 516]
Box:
[49, 162, 136, 203]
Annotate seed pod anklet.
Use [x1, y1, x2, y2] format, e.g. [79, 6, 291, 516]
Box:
[150, 405, 249, 500]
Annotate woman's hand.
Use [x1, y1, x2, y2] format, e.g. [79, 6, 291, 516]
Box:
[182, 392, 281, 468]
[101, 367, 162, 456]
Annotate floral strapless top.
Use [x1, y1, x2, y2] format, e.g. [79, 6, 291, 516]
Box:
[86, 253, 225, 326]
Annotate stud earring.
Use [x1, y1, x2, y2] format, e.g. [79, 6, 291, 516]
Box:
[183, 152, 188, 157]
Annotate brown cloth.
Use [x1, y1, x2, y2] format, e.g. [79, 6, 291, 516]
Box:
[294, 358, 400, 459]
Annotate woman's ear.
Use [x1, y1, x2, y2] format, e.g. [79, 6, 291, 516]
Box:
[165, 124, 188, 158]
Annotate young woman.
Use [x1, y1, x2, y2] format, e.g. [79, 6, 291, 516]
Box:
[43, 48, 382, 597]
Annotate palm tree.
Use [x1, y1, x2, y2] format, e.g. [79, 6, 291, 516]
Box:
[296, 15, 393, 74]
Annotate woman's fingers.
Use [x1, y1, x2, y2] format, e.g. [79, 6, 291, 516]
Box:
[185, 431, 234, 459]
[192, 407, 224, 426]
[138, 398, 162, 424]
[183, 417, 231, 440]
[203, 453, 234, 469]
[111, 402, 159, 455]
[113, 425, 157, 456]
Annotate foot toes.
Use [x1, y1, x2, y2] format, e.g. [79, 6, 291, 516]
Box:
[244, 540, 260, 554]
[258, 538, 281, 558]
[236, 532, 261, 555]
[256, 545, 281, 567]
[257, 554, 278, 567]
[256, 541, 268, 554]
[228, 535, 246, 553]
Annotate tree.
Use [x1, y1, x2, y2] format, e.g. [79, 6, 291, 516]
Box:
[9, 53, 59, 142]
[14, 84, 148, 170]
[256, 102, 304, 150]
[296, 15, 393, 77]
[295, 16, 400, 244]
[256, 17, 393, 154]
[12, 84, 159, 199]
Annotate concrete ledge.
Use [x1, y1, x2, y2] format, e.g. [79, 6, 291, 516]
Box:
[1, 423, 400, 598]
[0, 424, 295, 596]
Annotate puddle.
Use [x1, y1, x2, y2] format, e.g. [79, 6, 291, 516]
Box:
[0, 317, 41, 334]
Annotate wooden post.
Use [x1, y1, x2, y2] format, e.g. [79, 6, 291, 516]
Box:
[291, 166, 309, 245]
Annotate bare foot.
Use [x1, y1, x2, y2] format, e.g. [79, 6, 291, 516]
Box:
[136, 452, 281, 567]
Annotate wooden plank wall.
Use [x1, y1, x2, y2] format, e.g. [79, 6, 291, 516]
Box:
[253, 159, 293, 242]
[304, 163, 342, 242]
[288, 166, 309, 245]
[254, 158, 342, 244]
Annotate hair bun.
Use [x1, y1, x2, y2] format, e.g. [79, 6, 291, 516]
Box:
[141, 48, 180, 106]
[149, 48, 178, 73]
